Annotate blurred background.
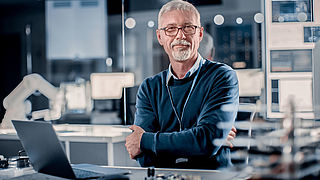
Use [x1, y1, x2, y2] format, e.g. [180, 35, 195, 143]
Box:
[2, 0, 320, 177]
[0, 0, 266, 125]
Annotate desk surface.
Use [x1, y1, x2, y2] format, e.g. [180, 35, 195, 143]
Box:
[0, 124, 131, 143]
[0, 165, 251, 180]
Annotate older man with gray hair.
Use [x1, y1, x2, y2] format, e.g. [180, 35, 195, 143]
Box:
[125, 0, 238, 169]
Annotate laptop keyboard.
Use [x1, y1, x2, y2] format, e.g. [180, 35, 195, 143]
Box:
[73, 168, 104, 179]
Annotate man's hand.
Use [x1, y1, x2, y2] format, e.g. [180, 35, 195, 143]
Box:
[125, 125, 145, 159]
[226, 126, 237, 148]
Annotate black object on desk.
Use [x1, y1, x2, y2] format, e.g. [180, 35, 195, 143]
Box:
[0, 154, 9, 168]
[147, 167, 155, 177]
[0, 159, 9, 168]
[16, 150, 30, 168]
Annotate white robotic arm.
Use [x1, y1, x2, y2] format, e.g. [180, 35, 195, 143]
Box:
[1, 74, 63, 129]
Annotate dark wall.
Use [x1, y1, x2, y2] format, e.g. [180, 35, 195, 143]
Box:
[0, 0, 46, 123]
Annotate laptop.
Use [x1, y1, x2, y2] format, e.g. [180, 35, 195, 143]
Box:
[12, 120, 130, 179]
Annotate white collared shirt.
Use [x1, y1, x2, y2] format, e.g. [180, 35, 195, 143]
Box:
[166, 53, 206, 85]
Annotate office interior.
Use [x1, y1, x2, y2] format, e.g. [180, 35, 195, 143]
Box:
[1, 0, 320, 179]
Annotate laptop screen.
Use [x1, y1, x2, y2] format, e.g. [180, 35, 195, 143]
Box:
[12, 120, 76, 179]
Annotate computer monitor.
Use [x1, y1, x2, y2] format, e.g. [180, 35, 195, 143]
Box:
[90, 73, 134, 99]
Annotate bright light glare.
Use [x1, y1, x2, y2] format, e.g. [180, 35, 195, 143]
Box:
[236, 17, 243, 24]
[214, 14, 224, 25]
[254, 13, 264, 23]
[125, 18, 136, 29]
[147, 20, 155, 28]
[106, 58, 113, 67]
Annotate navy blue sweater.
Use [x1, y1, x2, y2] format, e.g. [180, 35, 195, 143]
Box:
[134, 60, 239, 169]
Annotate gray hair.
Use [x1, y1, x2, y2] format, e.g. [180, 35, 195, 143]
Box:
[158, 0, 201, 28]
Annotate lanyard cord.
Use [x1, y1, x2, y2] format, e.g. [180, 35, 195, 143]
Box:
[166, 59, 203, 131]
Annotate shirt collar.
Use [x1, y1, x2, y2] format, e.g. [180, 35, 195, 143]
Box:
[166, 53, 206, 85]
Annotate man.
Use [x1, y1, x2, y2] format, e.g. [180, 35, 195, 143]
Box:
[125, 0, 238, 169]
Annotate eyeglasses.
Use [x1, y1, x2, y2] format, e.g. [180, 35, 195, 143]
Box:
[159, 25, 200, 37]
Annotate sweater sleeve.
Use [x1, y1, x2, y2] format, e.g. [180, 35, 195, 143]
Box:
[133, 80, 159, 166]
[134, 80, 158, 132]
[138, 69, 239, 158]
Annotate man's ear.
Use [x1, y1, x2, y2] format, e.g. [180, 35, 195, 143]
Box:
[199, 26, 204, 42]
[156, 29, 163, 46]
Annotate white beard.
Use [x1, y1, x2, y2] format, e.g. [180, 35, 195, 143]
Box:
[171, 40, 192, 61]
[172, 49, 191, 61]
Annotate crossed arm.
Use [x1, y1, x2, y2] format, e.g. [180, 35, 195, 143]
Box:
[125, 125, 237, 159]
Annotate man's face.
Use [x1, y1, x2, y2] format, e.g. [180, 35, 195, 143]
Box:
[156, 10, 203, 62]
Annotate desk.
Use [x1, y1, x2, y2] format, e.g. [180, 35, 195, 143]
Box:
[0, 165, 251, 180]
[0, 124, 138, 167]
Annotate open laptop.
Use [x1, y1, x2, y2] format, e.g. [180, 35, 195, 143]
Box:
[12, 120, 130, 179]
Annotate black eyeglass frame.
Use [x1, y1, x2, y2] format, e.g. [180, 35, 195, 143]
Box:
[159, 25, 201, 37]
